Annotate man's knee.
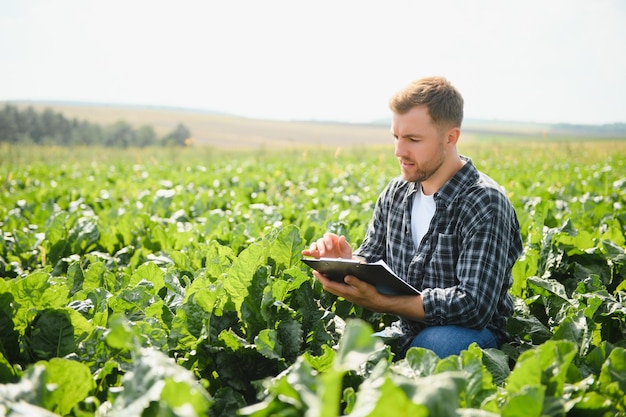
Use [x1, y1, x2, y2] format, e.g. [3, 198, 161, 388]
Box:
[409, 325, 497, 358]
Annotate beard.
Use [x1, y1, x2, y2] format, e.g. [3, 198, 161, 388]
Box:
[399, 141, 446, 183]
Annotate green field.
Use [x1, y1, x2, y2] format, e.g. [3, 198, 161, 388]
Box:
[1, 140, 625, 416]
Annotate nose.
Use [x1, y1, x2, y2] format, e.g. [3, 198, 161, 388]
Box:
[394, 138, 406, 158]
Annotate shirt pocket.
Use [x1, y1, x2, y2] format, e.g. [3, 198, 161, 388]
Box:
[427, 233, 459, 285]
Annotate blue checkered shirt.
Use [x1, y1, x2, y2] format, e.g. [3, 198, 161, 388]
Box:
[354, 156, 523, 352]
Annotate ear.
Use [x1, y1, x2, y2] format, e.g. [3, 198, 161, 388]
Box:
[446, 127, 461, 145]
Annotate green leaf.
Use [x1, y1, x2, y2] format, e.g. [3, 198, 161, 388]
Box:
[108, 282, 160, 323]
[24, 308, 92, 362]
[501, 385, 546, 417]
[0, 401, 61, 417]
[159, 378, 212, 415]
[0, 293, 20, 367]
[350, 362, 429, 417]
[401, 347, 441, 377]
[390, 369, 465, 417]
[434, 345, 496, 409]
[105, 314, 140, 351]
[267, 225, 304, 271]
[219, 329, 250, 351]
[598, 347, 626, 404]
[168, 289, 215, 350]
[276, 317, 304, 363]
[238, 357, 316, 416]
[41, 358, 95, 416]
[69, 216, 99, 253]
[334, 320, 385, 371]
[552, 310, 592, 356]
[255, 329, 282, 360]
[210, 388, 247, 417]
[0, 351, 18, 383]
[204, 241, 235, 279]
[506, 314, 552, 344]
[301, 344, 336, 373]
[506, 340, 577, 398]
[12, 270, 69, 333]
[223, 242, 268, 313]
[108, 347, 212, 415]
[456, 409, 500, 417]
[527, 275, 569, 300]
[0, 363, 57, 410]
[584, 341, 613, 375]
[603, 240, 626, 265]
[82, 260, 118, 292]
[44, 212, 70, 265]
[481, 348, 511, 387]
[316, 368, 346, 417]
[511, 248, 539, 297]
[84, 287, 111, 327]
[241, 265, 272, 336]
[129, 261, 165, 293]
[571, 391, 619, 415]
[65, 261, 85, 296]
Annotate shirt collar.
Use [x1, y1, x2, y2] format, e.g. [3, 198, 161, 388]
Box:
[433, 155, 478, 205]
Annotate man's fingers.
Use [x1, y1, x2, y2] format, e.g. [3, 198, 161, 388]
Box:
[316, 237, 327, 256]
[323, 233, 334, 250]
[303, 233, 350, 259]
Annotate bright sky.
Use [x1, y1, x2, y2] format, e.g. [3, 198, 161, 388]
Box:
[1, 0, 625, 125]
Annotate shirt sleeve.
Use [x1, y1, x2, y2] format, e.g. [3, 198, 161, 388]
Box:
[421, 194, 522, 329]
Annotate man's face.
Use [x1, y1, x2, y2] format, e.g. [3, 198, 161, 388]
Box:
[391, 105, 447, 183]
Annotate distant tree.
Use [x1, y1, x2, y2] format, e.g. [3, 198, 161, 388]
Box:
[0, 105, 192, 148]
[71, 120, 103, 145]
[162, 123, 191, 147]
[39, 108, 74, 145]
[13, 106, 31, 138]
[104, 121, 137, 148]
[21, 107, 45, 143]
[136, 125, 158, 147]
[0, 105, 19, 143]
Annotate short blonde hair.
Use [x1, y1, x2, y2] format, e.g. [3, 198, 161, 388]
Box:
[389, 76, 464, 130]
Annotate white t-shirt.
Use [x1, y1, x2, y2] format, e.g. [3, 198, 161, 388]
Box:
[411, 184, 436, 249]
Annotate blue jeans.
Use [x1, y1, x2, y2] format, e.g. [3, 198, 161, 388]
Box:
[408, 325, 499, 358]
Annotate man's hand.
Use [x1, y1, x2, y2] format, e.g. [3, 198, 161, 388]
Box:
[301, 233, 352, 259]
[314, 270, 425, 320]
[313, 270, 383, 310]
[303, 233, 424, 320]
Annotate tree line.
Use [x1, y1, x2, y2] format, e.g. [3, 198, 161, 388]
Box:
[553, 122, 626, 136]
[0, 104, 192, 147]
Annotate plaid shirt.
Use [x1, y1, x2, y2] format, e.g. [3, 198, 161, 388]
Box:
[354, 156, 523, 352]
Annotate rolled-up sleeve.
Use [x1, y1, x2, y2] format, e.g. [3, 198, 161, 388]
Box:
[421, 191, 521, 329]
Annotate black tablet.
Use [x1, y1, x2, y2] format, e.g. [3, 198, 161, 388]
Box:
[301, 257, 420, 296]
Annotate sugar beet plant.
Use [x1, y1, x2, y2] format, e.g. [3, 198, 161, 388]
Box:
[0, 142, 625, 416]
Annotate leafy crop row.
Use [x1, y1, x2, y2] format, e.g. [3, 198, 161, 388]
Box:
[0, 142, 625, 416]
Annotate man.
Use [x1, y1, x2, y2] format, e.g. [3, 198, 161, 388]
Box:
[302, 76, 523, 357]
